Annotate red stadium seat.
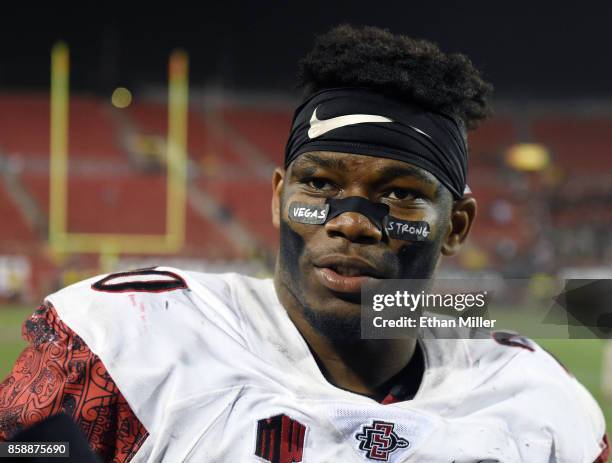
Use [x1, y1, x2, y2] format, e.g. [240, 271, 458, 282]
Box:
[532, 116, 612, 173]
[198, 178, 278, 248]
[0, 178, 37, 248]
[220, 108, 292, 164]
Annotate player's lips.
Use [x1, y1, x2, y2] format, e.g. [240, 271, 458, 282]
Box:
[313, 256, 383, 293]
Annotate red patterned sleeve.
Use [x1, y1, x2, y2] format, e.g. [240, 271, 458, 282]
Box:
[0, 303, 148, 462]
[595, 433, 610, 463]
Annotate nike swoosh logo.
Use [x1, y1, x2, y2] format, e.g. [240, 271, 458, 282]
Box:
[409, 125, 432, 139]
[308, 107, 393, 139]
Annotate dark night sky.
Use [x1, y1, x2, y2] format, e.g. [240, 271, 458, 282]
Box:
[1, 2, 612, 99]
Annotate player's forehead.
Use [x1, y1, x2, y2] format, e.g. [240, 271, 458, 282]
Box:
[289, 151, 440, 188]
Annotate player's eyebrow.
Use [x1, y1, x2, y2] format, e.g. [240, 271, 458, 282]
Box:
[374, 164, 443, 198]
[293, 153, 347, 174]
[373, 165, 437, 188]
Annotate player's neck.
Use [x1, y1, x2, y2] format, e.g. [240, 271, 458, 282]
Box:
[303, 327, 419, 399]
[274, 277, 419, 398]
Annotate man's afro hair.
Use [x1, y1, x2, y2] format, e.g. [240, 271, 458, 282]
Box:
[297, 24, 493, 130]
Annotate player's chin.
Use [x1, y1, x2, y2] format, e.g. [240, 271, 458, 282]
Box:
[306, 292, 363, 322]
[327, 289, 362, 305]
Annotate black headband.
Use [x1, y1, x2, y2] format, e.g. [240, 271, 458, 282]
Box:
[285, 88, 468, 199]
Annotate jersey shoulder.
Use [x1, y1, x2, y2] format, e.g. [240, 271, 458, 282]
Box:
[44, 267, 271, 351]
[466, 331, 606, 462]
[47, 266, 252, 316]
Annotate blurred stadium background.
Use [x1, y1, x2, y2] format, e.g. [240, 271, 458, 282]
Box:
[0, 4, 610, 428]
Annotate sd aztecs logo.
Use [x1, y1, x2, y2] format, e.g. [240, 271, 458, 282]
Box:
[355, 420, 409, 461]
[255, 414, 307, 463]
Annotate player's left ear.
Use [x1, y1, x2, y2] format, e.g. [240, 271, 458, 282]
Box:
[271, 167, 285, 229]
[441, 196, 477, 256]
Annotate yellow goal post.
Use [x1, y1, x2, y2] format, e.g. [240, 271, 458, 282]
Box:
[48, 42, 189, 261]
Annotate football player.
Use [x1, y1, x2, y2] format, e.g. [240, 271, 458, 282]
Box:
[0, 25, 608, 462]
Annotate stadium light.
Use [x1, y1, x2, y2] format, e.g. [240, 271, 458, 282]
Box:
[111, 87, 133, 108]
[505, 143, 550, 172]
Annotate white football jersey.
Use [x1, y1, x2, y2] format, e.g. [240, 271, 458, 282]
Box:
[46, 267, 606, 463]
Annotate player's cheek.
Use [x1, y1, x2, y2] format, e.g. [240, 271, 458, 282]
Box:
[278, 210, 320, 282]
[280, 196, 324, 242]
[388, 205, 442, 250]
[294, 225, 324, 272]
[279, 214, 327, 287]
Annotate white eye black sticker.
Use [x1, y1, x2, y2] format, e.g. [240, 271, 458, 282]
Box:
[288, 202, 330, 225]
[385, 218, 431, 241]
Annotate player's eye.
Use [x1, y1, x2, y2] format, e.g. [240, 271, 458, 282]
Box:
[383, 187, 425, 204]
[387, 188, 415, 200]
[303, 177, 336, 192]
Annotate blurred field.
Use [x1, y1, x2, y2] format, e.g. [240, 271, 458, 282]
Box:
[0, 305, 610, 433]
[537, 338, 612, 433]
[0, 306, 32, 380]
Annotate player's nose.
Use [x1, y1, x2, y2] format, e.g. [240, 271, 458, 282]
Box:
[325, 211, 383, 244]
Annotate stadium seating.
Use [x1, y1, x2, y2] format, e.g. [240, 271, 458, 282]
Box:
[532, 116, 612, 173]
[0, 94, 50, 155]
[198, 178, 278, 248]
[128, 103, 254, 174]
[468, 117, 517, 159]
[23, 175, 166, 234]
[20, 174, 240, 258]
[68, 98, 127, 159]
[0, 178, 37, 248]
[0, 94, 126, 160]
[219, 107, 292, 164]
